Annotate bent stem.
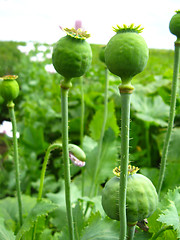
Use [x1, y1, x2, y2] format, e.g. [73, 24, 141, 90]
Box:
[61, 82, 75, 240]
[8, 103, 23, 227]
[37, 143, 63, 201]
[157, 39, 180, 196]
[32, 143, 63, 240]
[89, 67, 109, 197]
[119, 87, 133, 240]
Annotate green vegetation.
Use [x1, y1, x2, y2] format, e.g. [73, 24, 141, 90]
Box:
[0, 39, 179, 240]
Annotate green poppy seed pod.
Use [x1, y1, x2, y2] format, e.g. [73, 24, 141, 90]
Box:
[102, 166, 158, 224]
[169, 10, 180, 38]
[99, 46, 106, 63]
[105, 24, 149, 85]
[0, 75, 19, 103]
[52, 28, 92, 81]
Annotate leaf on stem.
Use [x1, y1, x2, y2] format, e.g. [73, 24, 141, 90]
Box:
[158, 187, 180, 238]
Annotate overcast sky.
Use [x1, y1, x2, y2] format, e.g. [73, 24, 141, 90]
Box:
[0, 0, 179, 49]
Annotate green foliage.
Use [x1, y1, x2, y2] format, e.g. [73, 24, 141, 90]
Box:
[0, 41, 179, 239]
[89, 100, 119, 140]
[0, 41, 24, 76]
[80, 212, 119, 240]
[158, 187, 180, 237]
[0, 217, 15, 240]
[16, 199, 58, 240]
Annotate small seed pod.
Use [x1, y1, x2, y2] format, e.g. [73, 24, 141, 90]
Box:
[105, 24, 149, 85]
[169, 10, 180, 38]
[0, 75, 19, 103]
[52, 28, 92, 80]
[102, 165, 158, 225]
[68, 144, 86, 167]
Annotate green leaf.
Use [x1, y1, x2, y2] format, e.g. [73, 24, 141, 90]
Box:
[0, 195, 37, 231]
[84, 129, 118, 195]
[133, 229, 152, 240]
[131, 94, 170, 127]
[46, 180, 81, 231]
[155, 128, 180, 190]
[16, 199, 58, 240]
[156, 127, 180, 162]
[89, 100, 119, 141]
[81, 212, 119, 240]
[73, 201, 85, 239]
[158, 187, 180, 237]
[158, 201, 180, 237]
[22, 126, 48, 154]
[0, 217, 15, 240]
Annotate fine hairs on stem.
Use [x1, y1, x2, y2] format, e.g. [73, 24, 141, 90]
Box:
[61, 82, 75, 240]
[8, 104, 23, 227]
[157, 40, 180, 196]
[119, 89, 132, 240]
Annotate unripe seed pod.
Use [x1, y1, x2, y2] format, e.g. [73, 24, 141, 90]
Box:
[105, 24, 149, 84]
[0, 75, 19, 102]
[68, 144, 86, 167]
[169, 10, 180, 38]
[102, 166, 158, 224]
[52, 28, 92, 80]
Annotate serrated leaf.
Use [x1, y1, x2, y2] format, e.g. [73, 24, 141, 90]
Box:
[89, 100, 119, 141]
[81, 212, 119, 240]
[0, 217, 15, 240]
[157, 187, 180, 237]
[16, 199, 58, 240]
[158, 201, 180, 237]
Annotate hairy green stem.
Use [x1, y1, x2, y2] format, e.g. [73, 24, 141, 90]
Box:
[151, 226, 173, 239]
[38, 143, 62, 201]
[89, 67, 109, 197]
[157, 39, 180, 196]
[32, 143, 63, 240]
[8, 105, 23, 227]
[80, 76, 85, 197]
[127, 225, 136, 240]
[61, 85, 75, 240]
[119, 91, 132, 240]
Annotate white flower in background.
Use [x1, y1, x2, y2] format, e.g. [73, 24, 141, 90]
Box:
[0, 121, 20, 138]
[38, 45, 48, 52]
[46, 53, 52, 59]
[17, 42, 35, 55]
[30, 52, 44, 62]
[45, 64, 56, 73]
